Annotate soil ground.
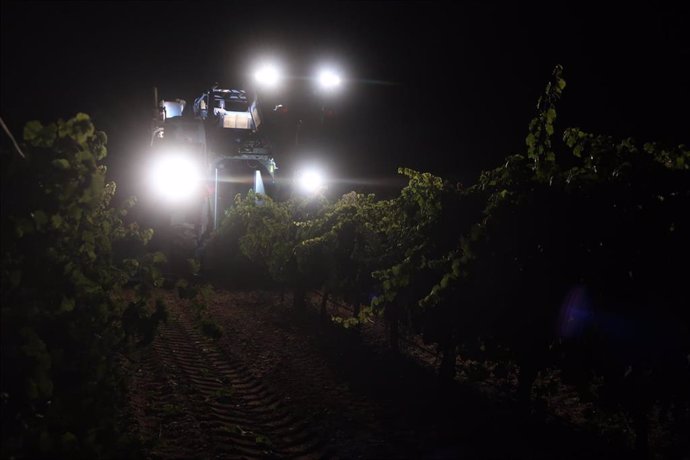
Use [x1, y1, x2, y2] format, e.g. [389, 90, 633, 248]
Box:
[127, 287, 637, 459]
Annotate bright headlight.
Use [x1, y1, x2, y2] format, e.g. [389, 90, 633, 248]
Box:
[318, 69, 341, 89]
[296, 168, 325, 194]
[254, 63, 282, 88]
[150, 154, 202, 202]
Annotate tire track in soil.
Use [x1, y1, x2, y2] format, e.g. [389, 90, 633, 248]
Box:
[206, 291, 419, 459]
[129, 296, 332, 459]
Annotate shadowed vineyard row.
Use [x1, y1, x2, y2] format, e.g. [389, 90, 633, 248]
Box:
[1, 67, 688, 459]
[1, 115, 168, 458]
[203, 66, 690, 459]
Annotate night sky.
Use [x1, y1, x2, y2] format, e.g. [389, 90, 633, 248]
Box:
[2, 2, 689, 199]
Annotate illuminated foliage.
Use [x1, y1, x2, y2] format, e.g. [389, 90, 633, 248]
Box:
[1, 114, 166, 459]
[209, 67, 689, 457]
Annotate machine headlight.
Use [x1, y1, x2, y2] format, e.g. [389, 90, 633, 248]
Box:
[254, 63, 282, 88]
[317, 69, 342, 90]
[296, 167, 325, 195]
[150, 153, 202, 202]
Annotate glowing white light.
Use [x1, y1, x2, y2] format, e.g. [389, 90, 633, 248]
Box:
[150, 154, 202, 202]
[318, 69, 341, 89]
[254, 170, 265, 195]
[254, 63, 282, 88]
[296, 168, 325, 194]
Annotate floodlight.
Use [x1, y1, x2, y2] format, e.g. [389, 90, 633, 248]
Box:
[150, 153, 202, 202]
[254, 63, 282, 88]
[317, 69, 342, 90]
[296, 168, 325, 194]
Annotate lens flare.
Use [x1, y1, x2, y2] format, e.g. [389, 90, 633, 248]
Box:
[558, 285, 592, 338]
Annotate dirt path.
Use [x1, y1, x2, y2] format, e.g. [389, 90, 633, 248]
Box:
[128, 292, 330, 459]
[203, 290, 633, 459]
[207, 291, 399, 459]
[128, 288, 633, 459]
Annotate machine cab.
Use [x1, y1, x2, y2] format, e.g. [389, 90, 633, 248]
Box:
[193, 88, 262, 131]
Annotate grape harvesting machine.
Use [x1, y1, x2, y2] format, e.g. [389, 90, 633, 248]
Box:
[148, 85, 278, 251]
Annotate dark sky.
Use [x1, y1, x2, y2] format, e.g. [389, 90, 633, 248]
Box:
[2, 1, 689, 198]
